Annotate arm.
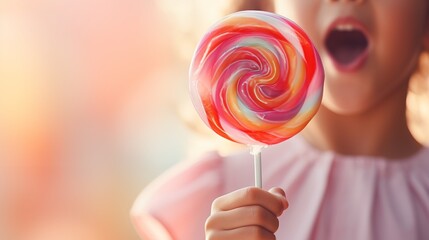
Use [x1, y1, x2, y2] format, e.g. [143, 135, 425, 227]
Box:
[131, 152, 224, 240]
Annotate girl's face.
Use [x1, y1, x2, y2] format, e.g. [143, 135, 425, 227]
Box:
[275, 0, 429, 115]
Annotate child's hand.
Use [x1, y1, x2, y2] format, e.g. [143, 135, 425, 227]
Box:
[205, 187, 288, 240]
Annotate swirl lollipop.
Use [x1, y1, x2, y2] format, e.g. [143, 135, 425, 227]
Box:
[189, 10, 324, 187]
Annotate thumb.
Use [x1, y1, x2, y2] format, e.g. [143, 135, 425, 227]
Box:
[268, 187, 289, 211]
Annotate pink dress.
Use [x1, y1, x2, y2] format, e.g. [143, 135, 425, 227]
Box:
[131, 135, 429, 240]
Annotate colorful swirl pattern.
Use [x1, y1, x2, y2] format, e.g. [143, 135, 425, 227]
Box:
[189, 11, 324, 146]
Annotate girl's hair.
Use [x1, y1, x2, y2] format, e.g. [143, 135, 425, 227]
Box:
[223, 0, 274, 13]
[408, 52, 429, 144]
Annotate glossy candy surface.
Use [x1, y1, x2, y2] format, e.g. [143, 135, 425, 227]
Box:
[189, 11, 324, 145]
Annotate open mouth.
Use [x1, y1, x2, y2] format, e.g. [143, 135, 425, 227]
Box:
[325, 24, 369, 68]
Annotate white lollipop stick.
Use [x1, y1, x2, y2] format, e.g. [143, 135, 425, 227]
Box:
[250, 145, 264, 188]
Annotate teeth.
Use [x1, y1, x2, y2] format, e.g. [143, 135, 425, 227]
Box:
[335, 24, 355, 31]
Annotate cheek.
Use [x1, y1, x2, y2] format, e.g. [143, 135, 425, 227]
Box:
[275, 1, 323, 54]
[375, 3, 426, 67]
[274, 0, 320, 26]
[373, 11, 425, 97]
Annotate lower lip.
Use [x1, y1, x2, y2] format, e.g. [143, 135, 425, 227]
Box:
[328, 49, 369, 72]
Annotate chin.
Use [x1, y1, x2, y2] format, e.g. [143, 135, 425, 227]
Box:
[321, 96, 373, 116]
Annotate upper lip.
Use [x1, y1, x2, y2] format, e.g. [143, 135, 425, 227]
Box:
[324, 16, 370, 49]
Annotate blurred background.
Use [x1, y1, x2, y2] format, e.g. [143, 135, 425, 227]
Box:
[0, 0, 428, 239]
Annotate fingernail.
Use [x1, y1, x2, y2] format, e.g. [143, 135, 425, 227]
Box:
[281, 197, 289, 210]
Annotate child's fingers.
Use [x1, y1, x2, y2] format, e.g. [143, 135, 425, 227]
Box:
[206, 205, 280, 233]
[268, 187, 289, 209]
[268, 187, 286, 197]
[206, 225, 275, 240]
[211, 187, 288, 217]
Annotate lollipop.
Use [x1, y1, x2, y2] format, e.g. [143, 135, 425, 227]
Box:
[189, 10, 324, 187]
